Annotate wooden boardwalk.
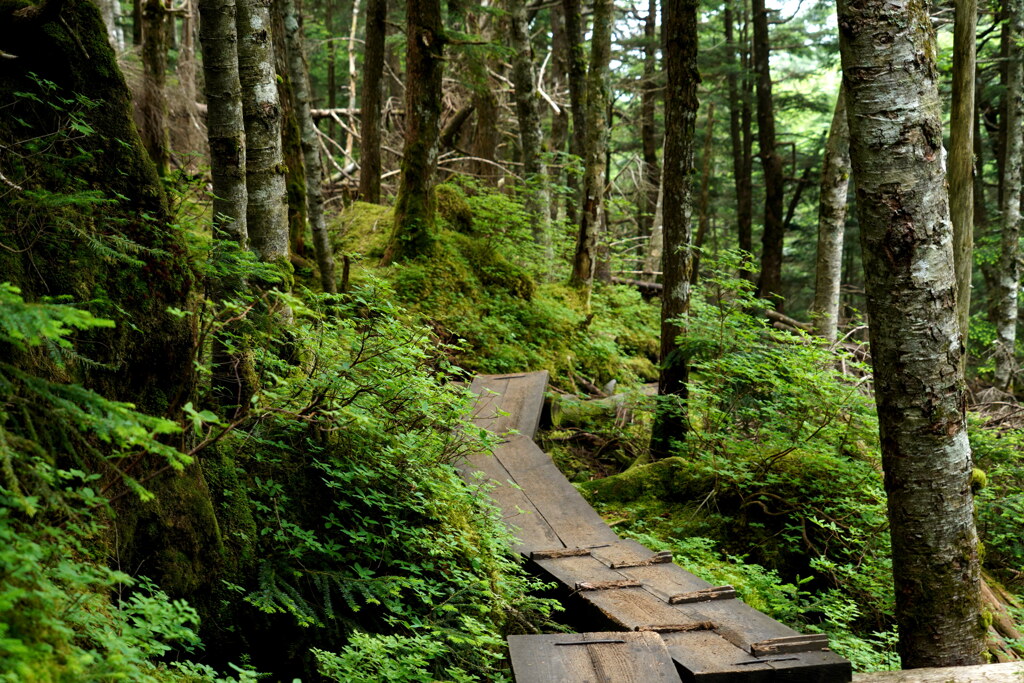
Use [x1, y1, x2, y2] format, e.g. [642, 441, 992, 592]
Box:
[461, 372, 852, 682]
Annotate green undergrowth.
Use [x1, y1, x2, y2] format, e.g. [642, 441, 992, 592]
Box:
[330, 182, 660, 388]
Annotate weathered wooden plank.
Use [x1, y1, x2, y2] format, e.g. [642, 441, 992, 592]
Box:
[534, 553, 631, 590]
[751, 634, 830, 656]
[494, 436, 620, 548]
[457, 450, 563, 555]
[661, 630, 775, 681]
[766, 650, 852, 682]
[852, 661, 1023, 682]
[508, 632, 683, 683]
[531, 547, 592, 560]
[469, 372, 549, 439]
[670, 586, 737, 605]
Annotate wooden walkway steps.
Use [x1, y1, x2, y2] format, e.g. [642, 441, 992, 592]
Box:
[461, 372, 853, 682]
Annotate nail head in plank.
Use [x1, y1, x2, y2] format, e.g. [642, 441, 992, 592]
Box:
[507, 631, 683, 683]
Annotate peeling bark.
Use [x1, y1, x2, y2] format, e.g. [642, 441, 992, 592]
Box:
[838, 0, 985, 666]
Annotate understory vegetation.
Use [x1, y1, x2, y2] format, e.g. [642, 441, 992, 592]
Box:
[2, 54, 1022, 683]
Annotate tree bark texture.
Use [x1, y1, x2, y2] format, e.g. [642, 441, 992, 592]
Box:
[569, 0, 611, 298]
[640, 0, 660, 237]
[725, 0, 753, 280]
[950, 0, 977, 344]
[199, 0, 247, 244]
[811, 87, 850, 343]
[993, 0, 1023, 390]
[282, 0, 337, 292]
[141, 0, 170, 176]
[562, 0, 587, 224]
[838, 0, 985, 666]
[507, 0, 552, 253]
[271, 1, 307, 259]
[381, 0, 445, 264]
[752, 0, 784, 306]
[236, 0, 289, 266]
[358, 0, 386, 203]
[651, 0, 699, 457]
[548, 2, 570, 222]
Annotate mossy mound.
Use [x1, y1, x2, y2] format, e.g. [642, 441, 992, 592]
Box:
[330, 201, 394, 260]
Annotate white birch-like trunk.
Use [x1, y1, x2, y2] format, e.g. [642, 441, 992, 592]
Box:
[994, 0, 1023, 390]
[236, 0, 289, 266]
[810, 86, 850, 343]
[838, 0, 984, 666]
[282, 0, 336, 293]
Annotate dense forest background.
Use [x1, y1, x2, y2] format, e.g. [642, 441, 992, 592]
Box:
[1, 0, 1024, 680]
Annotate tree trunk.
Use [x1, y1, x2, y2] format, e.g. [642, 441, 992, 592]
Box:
[236, 0, 289, 266]
[810, 86, 850, 343]
[838, 0, 986, 666]
[692, 102, 715, 284]
[346, 0, 361, 162]
[642, 163, 665, 280]
[199, 0, 247, 244]
[282, 0, 337, 292]
[562, 0, 587, 224]
[725, 0, 753, 281]
[271, 0, 307, 260]
[358, 0, 386, 203]
[133, 0, 143, 45]
[381, 0, 445, 264]
[141, 0, 170, 176]
[994, 0, 1023, 390]
[640, 0, 660, 237]
[325, 0, 337, 141]
[549, 2, 570, 223]
[569, 0, 611, 300]
[507, 0, 552, 254]
[651, 0, 699, 458]
[950, 0, 977, 344]
[752, 0, 784, 306]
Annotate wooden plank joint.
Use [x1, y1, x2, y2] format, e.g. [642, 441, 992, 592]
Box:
[668, 585, 736, 604]
[553, 638, 626, 646]
[576, 579, 643, 591]
[635, 621, 716, 633]
[609, 550, 673, 569]
[531, 548, 591, 560]
[750, 634, 830, 656]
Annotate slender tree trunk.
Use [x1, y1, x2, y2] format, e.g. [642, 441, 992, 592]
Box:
[640, 0, 660, 237]
[569, 0, 611, 300]
[236, 0, 290, 266]
[735, 0, 755, 280]
[325, 0, 337, 141]
[549, 2, 570, 222]
[642, 164, 665, 280]
[838, 0, 985, 665]
[692, 103, 715, 284]
[199, 0, 247, 243]
[283, 0, 337, 292]
[994, 0, 1023, 390]
[508, 0, 552, 253]
[811, 87, 850, 343]
[133, 0, 144, 45]
[381, 0, 445, 264]
[358, 0, 387, 203]
[752, 0, 784, 306]
[951, 0, 978, 344]
[562, 0, 587, 224]
[346, 0, 361, 161]
[271, 0, 307, 259]
[650, 0, 699, 458]
[141, 0, 170, 176]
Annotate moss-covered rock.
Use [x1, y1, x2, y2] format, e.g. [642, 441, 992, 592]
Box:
[435, 182, 474, 233]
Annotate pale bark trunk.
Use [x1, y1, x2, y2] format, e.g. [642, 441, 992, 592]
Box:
[950, 0, 977, 343]
[97, 0, 125, 51]
[838, 0, 985, 666]
[651, 0, 699, 457]
[562, 0, 587, 224]
[811, 87, 850, 343]
[640, 0, 660, 238]
[358, 0, 386, 203]
[725, 0, 753, 282]
[346, 0, 361, 161]
[752, 0, 784, 306]
[507, 0, 552, 254]
[642, 164, 665, 280]
[381, 0, 445, 264]
[236, 0, 289, 265]
[994, 0, 1023, 390]
[282, 0, 337, 293]
[199, 0, 247, 243]
[549, 2, 570, 222]
[569, 0, 611, 300]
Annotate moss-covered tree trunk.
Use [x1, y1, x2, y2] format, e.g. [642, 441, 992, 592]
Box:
[810, 87, 850, 343]
[752, 0, 784, 306]
[381, 0, 445, 264]
[282, 0, 336, 292]
[358, 0, 387, 204]
[838, 0, 985, 665]
[568, 0, 611, 301]
[236, 0, 289, 267]
[650, 0, 699, 458]
[507, 0, 552, 255]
